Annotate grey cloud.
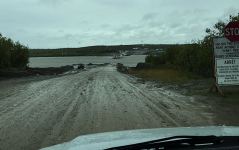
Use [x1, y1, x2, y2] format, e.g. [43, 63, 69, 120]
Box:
[38, 0, 72, 5]
[142, 13, 159, 21]
[1, 0, 239, 48]
[100, 24, 112, 29]
[92, 0, 136, 7]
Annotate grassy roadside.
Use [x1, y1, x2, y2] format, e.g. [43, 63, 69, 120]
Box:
[128, 66, 202, 84]
[128, 66, 239, 99]
[127, 65, 217, 96]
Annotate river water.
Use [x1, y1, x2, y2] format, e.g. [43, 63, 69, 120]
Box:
[29, 55, 146, 68]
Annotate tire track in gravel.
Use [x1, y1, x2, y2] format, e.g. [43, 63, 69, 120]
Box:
[0, 65, 213, 150]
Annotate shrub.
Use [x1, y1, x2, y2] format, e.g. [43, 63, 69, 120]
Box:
[0, 34, 29, 69]
[145, 53, 166, 65]
[145, 13, 239, 77]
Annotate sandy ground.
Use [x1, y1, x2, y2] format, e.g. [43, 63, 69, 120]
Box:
[0, 65, 235, 150]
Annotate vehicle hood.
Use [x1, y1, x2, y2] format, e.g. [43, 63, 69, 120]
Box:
[41, 126, 239, 150]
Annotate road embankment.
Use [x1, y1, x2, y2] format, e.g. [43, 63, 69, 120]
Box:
[0, 64, 88, 80]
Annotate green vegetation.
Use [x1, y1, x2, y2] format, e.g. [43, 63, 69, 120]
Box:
[145, 13, 239, 77]
[163, 43, 212, 77]
[129, 66, 198, 83]
[0, 34, 29, 69]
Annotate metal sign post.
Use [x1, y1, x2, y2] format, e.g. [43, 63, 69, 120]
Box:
[214, 38, 239, 78]
[211, 21, 239, 96]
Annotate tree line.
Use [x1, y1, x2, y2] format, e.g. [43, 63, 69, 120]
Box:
[146, 13, 239, 77]
[0, 34, 29, 69]
[30, 44, 173, 57]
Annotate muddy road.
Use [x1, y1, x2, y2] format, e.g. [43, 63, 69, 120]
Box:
[0, 65, 216, 150]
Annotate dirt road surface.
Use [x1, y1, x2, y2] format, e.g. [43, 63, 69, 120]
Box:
[0, 66, 215, 150]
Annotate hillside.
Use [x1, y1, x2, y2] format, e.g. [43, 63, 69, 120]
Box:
[29, 44, 178, 57]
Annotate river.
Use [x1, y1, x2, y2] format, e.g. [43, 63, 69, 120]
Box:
[29, 55, 146, 68]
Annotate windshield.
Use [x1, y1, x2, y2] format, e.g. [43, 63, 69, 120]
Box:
[0, 0, 239, 150]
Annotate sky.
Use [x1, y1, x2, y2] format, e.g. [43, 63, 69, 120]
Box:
[0, 0, 239, 48]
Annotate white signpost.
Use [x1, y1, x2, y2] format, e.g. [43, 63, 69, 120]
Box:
[214, 37, 239, 86]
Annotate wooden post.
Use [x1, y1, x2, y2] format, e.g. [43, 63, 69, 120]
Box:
[209, 38, 225, 96]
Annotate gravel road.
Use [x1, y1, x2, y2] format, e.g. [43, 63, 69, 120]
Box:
[0, 65, 214, 150]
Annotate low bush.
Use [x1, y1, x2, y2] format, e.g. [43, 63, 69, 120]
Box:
[145, 13, 239, 77]
[0, 34, 29, 69]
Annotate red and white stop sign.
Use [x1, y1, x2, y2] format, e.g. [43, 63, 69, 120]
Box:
[224, 21, 239, 42]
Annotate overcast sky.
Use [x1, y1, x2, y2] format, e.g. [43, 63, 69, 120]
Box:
[0, 0, 238, 48]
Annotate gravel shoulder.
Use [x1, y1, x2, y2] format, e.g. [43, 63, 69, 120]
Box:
[0, 65, 229, 150]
